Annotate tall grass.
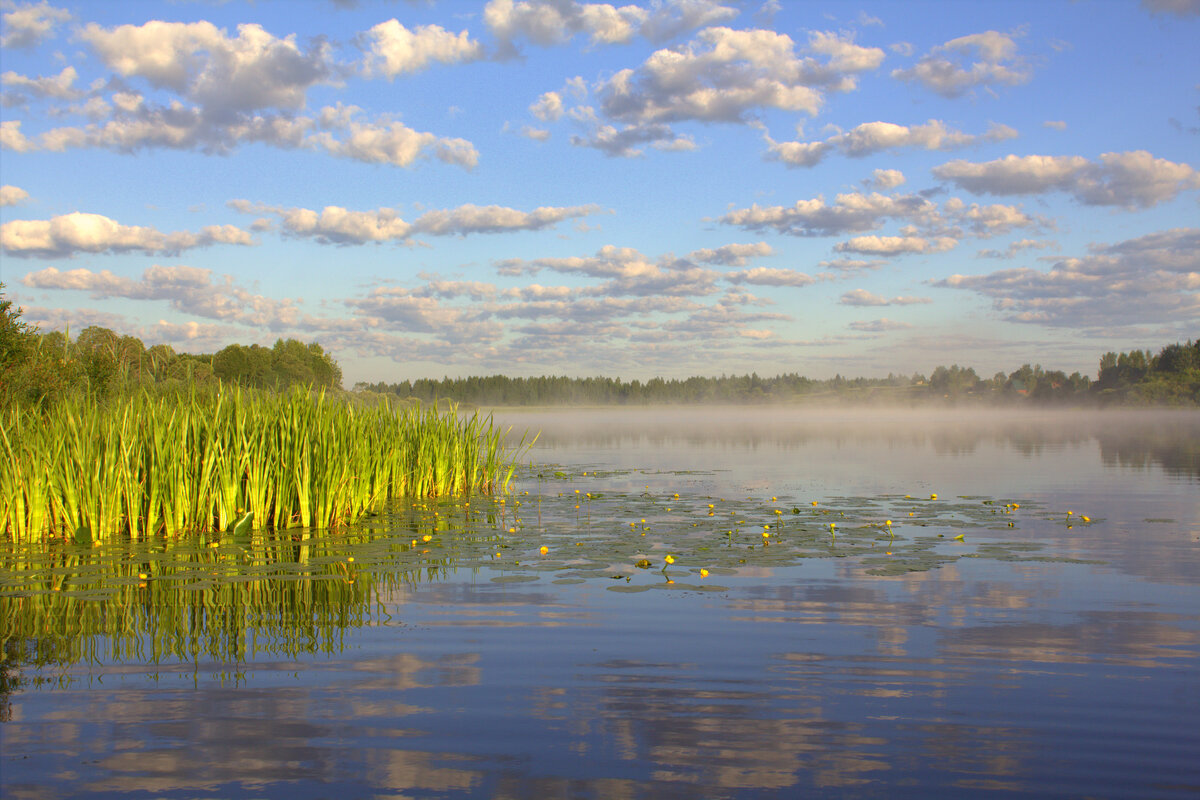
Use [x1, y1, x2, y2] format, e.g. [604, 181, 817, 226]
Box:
[0, 386, 527, 541]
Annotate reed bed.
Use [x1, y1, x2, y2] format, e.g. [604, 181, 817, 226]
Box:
[0, 387, 525, 541]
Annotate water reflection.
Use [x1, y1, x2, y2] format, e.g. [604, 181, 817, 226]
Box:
[499, 407, 1200, 481]
[3, 409, 1200, 799]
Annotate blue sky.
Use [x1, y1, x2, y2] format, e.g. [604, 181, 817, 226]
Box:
[1, 0, 1197, 385]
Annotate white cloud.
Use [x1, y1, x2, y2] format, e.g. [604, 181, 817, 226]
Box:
[720, 191, 939, 237]
[597, 27, 882, 128]
[0, 1, 70, 49]
[933, 150, 1200, 209]
[937, 227, 1200, 328]
[892, 30, 1031, 98]
[80, 20, 332, 113]
[840, 289, 931, 305]
[942, 197, 1043, 237]
[521, 125, 552, 141]
[639, 0, 739, 42]
[839, 289, 887, 306]
[0, 20, 479, 170]
[766, 119, 1017, 168]
[1, 212, 254, 258]
[319, 119, 480, 169]
[496, 244, 721, 297]
[835, 234, 957, 255]
[485, 0, 738, 49]
[870, 169, 905, 190]
[1043, 120, 1067, 131]
[0, 184, 29, 206]
[726, 267, 816, 287]
[686, 241, 773, 265]
[1, 65, 83, 104]
[530, 91, 564, 121]
[484, 0, 647, 48]
[413, 203, 605, 235]
[21, 264, 299, 327]
[233, 201, 605, 244]
[0, 120, 34, 152]
[533, 27, 884, 158]
[363, 20, 484, 77]
[977, 238, 1056, 259]
[819, 257, 886, 272]
[849, 317, 912, 331]
[276, 205, 413, 244]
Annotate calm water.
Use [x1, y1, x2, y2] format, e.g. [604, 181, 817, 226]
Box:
[2, 408, 1199, 799]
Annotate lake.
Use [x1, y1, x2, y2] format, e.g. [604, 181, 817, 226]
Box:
[2, 407, 1199, 799]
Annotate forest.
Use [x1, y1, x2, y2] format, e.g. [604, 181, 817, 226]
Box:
[2, 288, 1197, 407]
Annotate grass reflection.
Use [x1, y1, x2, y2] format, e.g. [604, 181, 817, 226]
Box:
[1, 465, 1104, 707]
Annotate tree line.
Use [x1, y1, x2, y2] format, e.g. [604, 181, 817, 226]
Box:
[359, 340, 1199, 406]
[2, 286, 340, 408]
[3, 286, 1196, 408]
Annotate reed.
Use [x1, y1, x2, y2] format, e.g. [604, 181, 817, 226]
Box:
[0, 386, 527, 542]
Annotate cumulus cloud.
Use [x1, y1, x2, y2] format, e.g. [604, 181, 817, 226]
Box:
[0, 184, 29, 206]
[484, 0, 737, 50]
[766, 119, 1017, 167]
[726, 267, 816, 287]
[936, 227, 1200, 328]
[530, 91, 564, 121]
[819, 257, 886, 272]
[870, 169, 905, 190]
[720, 191, 940, 237]
[21, 264, 299, 327]
[835, 234, 957, 255]
[232, 201, 605, 244]
[0, 212, 254, 258]
[849, 318, 912, 331]
[932, 150, 1200, 209]
[485, 0, 646, 48]
[532, 26, 884, 157]
[686, 241, 773, 265]
[0, 120, 34, 152]
[942, 197, 1044, 237]
[892, 30, 1032, 97]
[2, 19, 479, 169]
[80, 20, 332, 112]
[977, 237, 1056, 259]
[1, 65, 83, 105]
[497, 244, 721, 297]
[412, 203, 605, 235]
[598, 27, 883, 128]
[568, 120, 695, 157]
[362, 20, 484, 77]
[840, 289, 931, 305]
[0, 0, 70, 49]
[317, 118, 480, 169]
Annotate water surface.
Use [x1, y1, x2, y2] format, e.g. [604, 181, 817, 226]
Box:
[2, 408, 1198, 799]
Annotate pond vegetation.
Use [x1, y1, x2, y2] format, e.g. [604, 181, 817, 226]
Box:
[1, 463, 1101, 695]
[0, 387, 526, 543]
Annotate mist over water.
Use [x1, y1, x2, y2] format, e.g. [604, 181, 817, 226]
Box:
[4, 406, 1199, 799]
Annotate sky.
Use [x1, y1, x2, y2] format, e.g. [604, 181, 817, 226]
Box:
[1, 0, 1198, 386]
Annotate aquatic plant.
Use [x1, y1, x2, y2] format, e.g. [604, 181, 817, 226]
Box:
[0, 386, 528, 541]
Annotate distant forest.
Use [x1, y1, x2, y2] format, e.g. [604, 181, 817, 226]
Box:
[2, 289, 1197, 407]
[360, 340, 1200, 407]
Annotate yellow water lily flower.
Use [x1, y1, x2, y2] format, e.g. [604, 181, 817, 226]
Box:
[664, 554, 675, 564]
[540, 546, 549, 555]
